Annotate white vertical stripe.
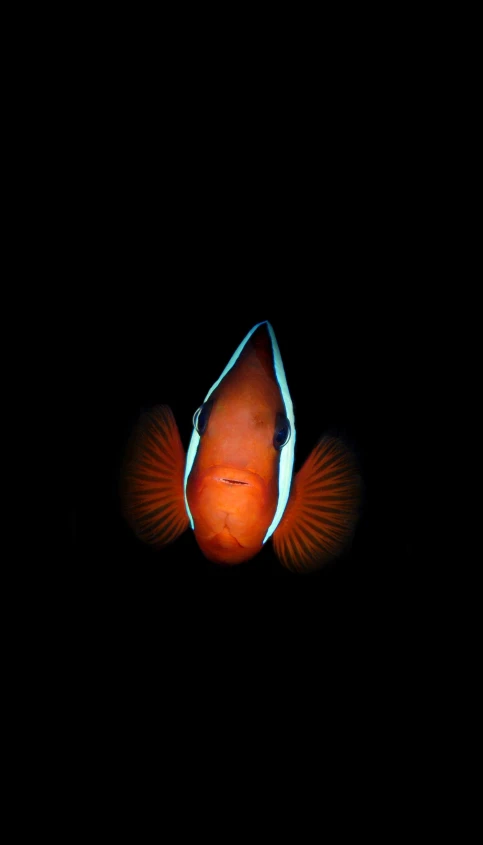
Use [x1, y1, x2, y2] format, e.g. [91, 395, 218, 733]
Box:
[263, 323, 295, 541]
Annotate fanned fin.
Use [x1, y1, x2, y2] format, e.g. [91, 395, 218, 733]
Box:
[272, 436, 361, 573]
[121, 405, 189, 548]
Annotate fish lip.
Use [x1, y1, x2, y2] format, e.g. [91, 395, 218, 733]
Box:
[213, 527, 245, 548]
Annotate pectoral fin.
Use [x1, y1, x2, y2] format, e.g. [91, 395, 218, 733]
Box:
[121, 405, 189, 548]
[273, 436, 361, 573]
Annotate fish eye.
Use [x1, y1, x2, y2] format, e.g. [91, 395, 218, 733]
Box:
[192, 401, 212, 435]
[273, 412, 291, 451]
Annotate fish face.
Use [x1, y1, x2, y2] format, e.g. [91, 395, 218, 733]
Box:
[185, 321, 293, 564]
[121, 320, 361, 573]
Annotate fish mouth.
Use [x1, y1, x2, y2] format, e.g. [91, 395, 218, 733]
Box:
[212, 526, 245, 548]
[188, 465, 271, 564]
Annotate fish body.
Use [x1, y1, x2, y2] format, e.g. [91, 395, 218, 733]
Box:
[121, 322, 360, 572]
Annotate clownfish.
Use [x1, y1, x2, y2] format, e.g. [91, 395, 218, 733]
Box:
[121, 321, 361, 572]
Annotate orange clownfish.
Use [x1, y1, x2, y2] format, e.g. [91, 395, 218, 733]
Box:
[121, 321, 361, 572]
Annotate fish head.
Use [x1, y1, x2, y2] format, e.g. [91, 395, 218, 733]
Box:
[185, 322, 295, 564]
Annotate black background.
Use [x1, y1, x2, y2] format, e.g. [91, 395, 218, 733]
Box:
[74, 249, 417, 589]
[72, 71, 422, 595]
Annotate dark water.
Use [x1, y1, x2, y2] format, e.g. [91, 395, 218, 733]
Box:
[74, 258, 417, 592]
[71, 108, 422, 598]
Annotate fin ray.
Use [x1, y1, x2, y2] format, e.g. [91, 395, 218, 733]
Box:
[121, 405, 189, 548]
[273, 435, 361, 573]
